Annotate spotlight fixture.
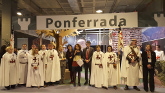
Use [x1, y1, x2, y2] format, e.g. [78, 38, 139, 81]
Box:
[96, 10, 103, 13]
[17, 12, 22, 15]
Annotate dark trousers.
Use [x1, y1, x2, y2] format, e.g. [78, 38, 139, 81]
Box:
[143, 67, 155, 91]
[84, 62, 91, 82]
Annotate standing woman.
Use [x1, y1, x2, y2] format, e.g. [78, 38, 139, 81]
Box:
[72, 44, 83, 87]
[26, 48, 44, 88]
[66, 44, 74, 83]
[142, 44, 156, 92]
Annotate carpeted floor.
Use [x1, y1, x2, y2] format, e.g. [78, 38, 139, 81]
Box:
[0, 84, 165, 93]
[1, 69, 165, 93]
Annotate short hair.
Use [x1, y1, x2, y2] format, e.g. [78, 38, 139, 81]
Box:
[22, 44, 27, 46]
[5, 46, 13, 51]
[107, 45, 113, 52]
[86, 41, 91, 44]
[58, 45, 63, 50]
[74, 44, 81, 50]
[67, 44, 73, 50]
[95, 45, 101, 50]
[145, 44, 152, 51]
[32, 48, 39, 56]
[156, 45, 160, 48]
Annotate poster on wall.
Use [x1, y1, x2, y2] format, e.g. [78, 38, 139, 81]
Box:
[142, 27, 165, 88]
[110, 28, 142, 52]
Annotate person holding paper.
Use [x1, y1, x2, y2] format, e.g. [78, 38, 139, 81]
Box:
[72, 44, 83, 87]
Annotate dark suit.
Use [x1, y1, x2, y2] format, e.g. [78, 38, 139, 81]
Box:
[82, 47, 94, 83]
[142, 51, 156, 92]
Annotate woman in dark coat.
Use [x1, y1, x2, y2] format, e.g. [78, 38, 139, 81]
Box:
[72, 44, 83, 87]
[142, 44, 156, 92]
[66, 45, 74, 83]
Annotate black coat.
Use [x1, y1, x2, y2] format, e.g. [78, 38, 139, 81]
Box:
[142, 51, 156, 68]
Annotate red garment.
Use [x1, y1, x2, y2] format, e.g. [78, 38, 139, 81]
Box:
[72, 61, 79, 66]
[86, 49, 89, 59]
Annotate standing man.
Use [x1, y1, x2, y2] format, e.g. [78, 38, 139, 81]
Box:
[45, 44, 61, 86]
[121, 39, 142, 91]
[29, 45, 36, 55]
[17, 44, 30, 85]
[82, 41, 94, 85]
[58, 45, 67, 84]
[39, 44, 48, 86]
[154, 45, 165, 61]
[0, 47, 19, 90]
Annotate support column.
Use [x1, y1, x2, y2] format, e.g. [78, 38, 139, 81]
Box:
[0, 0, 12, 46]
[1, 0, 17, 47]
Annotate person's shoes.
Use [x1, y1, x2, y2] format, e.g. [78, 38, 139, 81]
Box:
[144, 89, 148, 92]
[11, 85, 16, 89]
[113, 86, 117, 90]
[84, 81, 88, 85]
[133, 86, 140, 91]
[78, 82, 81, 86]
[150, 90, 154, 92]
[73, 82, 76, 87]
[124, 85, 129, 90]
[5, 86, 10, 90]
[102, 86, 108, 90]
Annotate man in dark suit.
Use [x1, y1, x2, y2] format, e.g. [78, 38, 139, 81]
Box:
[82, 41, 94, 85]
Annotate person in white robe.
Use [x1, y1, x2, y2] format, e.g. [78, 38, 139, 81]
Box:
[29, 45, 37, 55]
[154, 45, 165, 75]
[103, 45, 120, 89]
[17, 44, 30, 85]
[154, 45, 165, 61]
[26, 48, 44, 88]
[38, 44, 48, 86]
[0, 47, 19, 90]
[90, 45, 105, 88]
[45, 44, 61, 86]
[121, 39, 142, 91]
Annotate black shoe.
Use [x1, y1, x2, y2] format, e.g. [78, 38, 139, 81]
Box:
[78, 83, 81, 86]
[73, 83, 76, 87]
[11, 85, 16, 89]
[144, 89, 148, 92]
[5, 86, 10, 90]
[113, 86, 117, 90]
[150, 90, 154, 92]
[133, 86, 140, 91]
[124, 86, 129, 90]
[84, 81, 88, 85]
[102, 86, 108, 90]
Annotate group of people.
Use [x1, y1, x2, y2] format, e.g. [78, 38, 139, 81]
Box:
[0, 39, 164, 93]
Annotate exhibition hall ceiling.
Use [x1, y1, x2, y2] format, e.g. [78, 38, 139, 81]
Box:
[0, 0, 159, 16]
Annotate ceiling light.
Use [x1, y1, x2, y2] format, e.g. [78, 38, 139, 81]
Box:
[17, 12, 22, 15]
[96, 10, 103, 13]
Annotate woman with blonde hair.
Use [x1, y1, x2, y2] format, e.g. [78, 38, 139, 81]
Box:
[26, 48, 44, 88]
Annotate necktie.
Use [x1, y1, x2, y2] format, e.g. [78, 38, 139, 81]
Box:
[86, 48, 89, 59]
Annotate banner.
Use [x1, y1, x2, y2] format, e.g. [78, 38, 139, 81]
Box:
[37, 12, 138, 29]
